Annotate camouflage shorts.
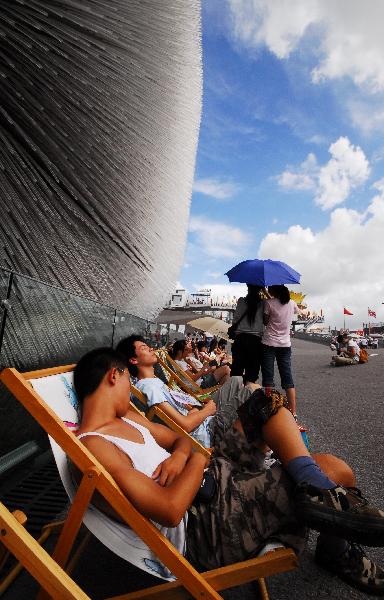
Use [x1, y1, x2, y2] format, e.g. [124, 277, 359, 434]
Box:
[187, 425, 307, 571]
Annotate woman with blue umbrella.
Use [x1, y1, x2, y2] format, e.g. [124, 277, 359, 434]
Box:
[229, 284, 265, 384]
[226, 259, 301, 391]
[261, 284, 299, 417]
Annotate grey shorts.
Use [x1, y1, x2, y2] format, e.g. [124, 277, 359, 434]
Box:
[200, 372, 217, 389]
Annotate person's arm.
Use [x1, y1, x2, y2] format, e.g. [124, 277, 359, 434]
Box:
[232, 297, 244, 322]
[152, 399, 216, 433]
[81, 432, 207, 527]
[185, 356, 203, 374]
[182, 362, 212, 381]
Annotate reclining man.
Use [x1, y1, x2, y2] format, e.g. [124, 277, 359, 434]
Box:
[74, 346, 384, 595]
[117, 335, 250, 449]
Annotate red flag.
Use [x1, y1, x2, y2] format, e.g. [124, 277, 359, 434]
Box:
[368, 308, 377, 318]
[343, 307, 353, 315]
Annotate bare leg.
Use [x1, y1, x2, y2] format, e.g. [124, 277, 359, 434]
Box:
[332, 356, 355, 366]
[261, 407, 310, 465]
[312, 453, 355, 487]
[235, 403, 356, 487]
[245, 382, 262, 391]
[213, 364, 231, 384]
[285, 387, 296, 415]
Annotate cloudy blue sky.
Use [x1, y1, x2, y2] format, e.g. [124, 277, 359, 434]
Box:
[180, 0, 384, 329]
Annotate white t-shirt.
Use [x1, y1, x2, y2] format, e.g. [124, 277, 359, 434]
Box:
[348, 339, 361, 361]
[262, 298, 298, 348]
[175, 358, 203, 385]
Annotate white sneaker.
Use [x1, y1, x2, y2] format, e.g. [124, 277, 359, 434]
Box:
[258, 541, 285, 556]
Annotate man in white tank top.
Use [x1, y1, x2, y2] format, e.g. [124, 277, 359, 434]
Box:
[73, 348, 384, 595]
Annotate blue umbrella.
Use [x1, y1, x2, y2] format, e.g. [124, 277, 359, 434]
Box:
[225, 259, 301, 286]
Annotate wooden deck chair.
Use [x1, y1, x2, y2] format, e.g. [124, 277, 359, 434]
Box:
[0, 502, 90, 599]
[155, 350, 220, 398]
[153, 359, 206, 404]
[0, 507, 68, 596]
[0, 365, 298, 600]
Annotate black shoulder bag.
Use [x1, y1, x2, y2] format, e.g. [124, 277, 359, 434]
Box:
[227, 309, 247, 340]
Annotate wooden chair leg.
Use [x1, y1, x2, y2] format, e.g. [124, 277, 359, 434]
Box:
[257, 577, 269, 600]
[0, 503, 90, 600]
[37, 466, 101, 600]
[0, 510, 28, 595]
[65, 530, 92, 576]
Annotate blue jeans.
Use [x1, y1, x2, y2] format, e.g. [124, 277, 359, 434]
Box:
[261, 344, 294, 389]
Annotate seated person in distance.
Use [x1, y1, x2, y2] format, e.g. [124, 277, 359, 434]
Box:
[169, 339, 230, 388]
[74, 347, 384, 595]
[332, 334, 361, 366]
[118, 335, 263, 449]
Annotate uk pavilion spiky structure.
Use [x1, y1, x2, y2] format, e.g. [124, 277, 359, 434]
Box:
[0, 0, 202, 319]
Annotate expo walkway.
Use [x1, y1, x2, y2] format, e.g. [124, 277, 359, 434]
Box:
[2, 338, 383, 599]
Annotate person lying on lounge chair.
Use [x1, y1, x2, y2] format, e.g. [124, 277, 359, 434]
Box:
[117, 335, 249, 449]
[170, 339, 230, 388]
[74, 347, 384, 596]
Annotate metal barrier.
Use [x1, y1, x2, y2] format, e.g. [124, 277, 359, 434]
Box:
[0, 267, 165, 458]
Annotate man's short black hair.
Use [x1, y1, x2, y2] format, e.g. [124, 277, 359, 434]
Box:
[116, 335, 145, 377]
[74, 347, 127, 407]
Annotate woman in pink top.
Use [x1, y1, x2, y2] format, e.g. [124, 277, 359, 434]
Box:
[261, 285, 298, 416]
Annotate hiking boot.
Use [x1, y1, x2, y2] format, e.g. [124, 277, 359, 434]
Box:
[295, 483, 384, 546]
[315, 542, 384, 596]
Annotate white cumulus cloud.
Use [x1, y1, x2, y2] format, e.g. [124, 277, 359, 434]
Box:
[193, 177, 240, 200]
[258, 183, 384, 327]
[315, 137, 370, 210]
[189, 215, 252, 258]
[277, 137, 370, 210]
[227, 0, 384, 92]
[277, 153, 317, 191]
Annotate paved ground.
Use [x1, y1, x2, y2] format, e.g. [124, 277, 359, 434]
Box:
[3, 338, 384, 599]
[266, 338, 384, 600]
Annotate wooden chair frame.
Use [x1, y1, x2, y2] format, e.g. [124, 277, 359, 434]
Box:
[0, 365, 298, 600]
[0, 502, 90, 600]
[155, 351, 220, 398]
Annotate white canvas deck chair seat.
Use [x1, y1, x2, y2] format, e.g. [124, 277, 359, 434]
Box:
[0, 365, 298, 600]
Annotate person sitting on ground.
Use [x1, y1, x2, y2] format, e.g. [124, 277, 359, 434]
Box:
[117, 335, 245, 448]
[331, 334, 361, 366]
[336, 333, 347, 355]
[371, 337, 379, 349]
[359, 336, 367, 348]
[170, 339, 230, 389]
[74, 346, 384, 595]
